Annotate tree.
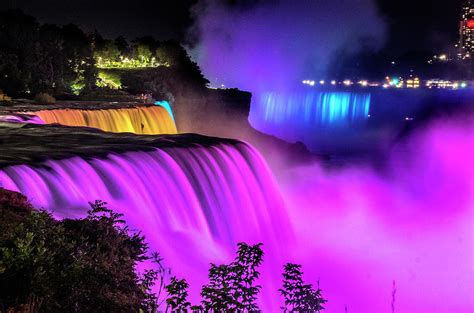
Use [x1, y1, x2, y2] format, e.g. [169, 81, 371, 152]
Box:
[0, 192, 165, 313]
[165, 276, 191, 312]
[201, 242, 263, 312]
[115, 36, 129, 55]
[279, 263, 327, 312]
[95, 40, 121, 66]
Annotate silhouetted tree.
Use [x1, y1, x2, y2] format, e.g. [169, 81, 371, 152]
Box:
[0, 192, 165, 313]
[165, 276, 191, 312]
[0, 10, 97, 97]
[279, 263, 327, 312]
[115, 36, 130, 55]
[201, 243, 263, 311]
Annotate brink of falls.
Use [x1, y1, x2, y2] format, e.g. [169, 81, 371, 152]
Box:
[0, 124, 290, 308]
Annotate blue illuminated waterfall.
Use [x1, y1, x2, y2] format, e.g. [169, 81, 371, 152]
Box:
[251, 91, 371, 127]
[249, 91, 372, 149]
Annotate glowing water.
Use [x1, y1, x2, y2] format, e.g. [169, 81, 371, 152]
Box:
[33, 106, 177, 134]
[251, 91, 371, 127]
[249, 91, 371, 149]
[0, 141, 289, 308]
[0, 119, 472, 312]
[0, 114, 44, 124]
[155, 100, 175, 123]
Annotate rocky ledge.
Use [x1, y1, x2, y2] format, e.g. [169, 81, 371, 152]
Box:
[0, 123, 242, 168]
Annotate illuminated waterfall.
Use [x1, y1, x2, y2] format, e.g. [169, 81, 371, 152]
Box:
[251, 91, 371, 128]
[0, 114, 44, 124]
[33, 106, 177, 134]
[0, 140, 289, 308]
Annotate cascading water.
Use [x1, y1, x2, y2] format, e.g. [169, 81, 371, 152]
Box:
[249, 91, 371, 151]
[32, 106, 177, 134]
[0, 114, 44, 124]
[250, 91, 371, 128]
[0, 116, 472, 311]
[0, 136, 290, 309]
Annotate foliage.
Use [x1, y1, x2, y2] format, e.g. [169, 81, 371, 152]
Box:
[0, 189, 329, 312]
[0, 10, 208, 99]
[97, 70, 122, 89]
[165, 276, 191, 312]
[0, 192, 165, 313]
[0, 10, 97, 97]
[279, 263, 327, 312]
[0, 10, 96, 95]
[200, 243, 264, 312]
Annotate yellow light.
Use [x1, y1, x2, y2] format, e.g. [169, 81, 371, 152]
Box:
[33, 106, 177, 135]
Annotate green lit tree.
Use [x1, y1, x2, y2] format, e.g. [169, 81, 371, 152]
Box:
[279, 263, 327, 312]
[94, 40, 121, 67]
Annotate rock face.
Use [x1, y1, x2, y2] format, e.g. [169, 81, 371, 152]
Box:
[0, 123, 240, 168]
[0, 100, 154, 113]
[174, 89, 321, 168]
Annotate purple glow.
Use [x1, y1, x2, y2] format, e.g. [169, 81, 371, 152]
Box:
[192, 0, 385, 92]
[0, 114, 45, 124]
[0, 118, 472, 311]
[0, 142, 290, 309]
[280, 118, 474, 312]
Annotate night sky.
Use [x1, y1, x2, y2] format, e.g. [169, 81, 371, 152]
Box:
[0, 0, 465, 56]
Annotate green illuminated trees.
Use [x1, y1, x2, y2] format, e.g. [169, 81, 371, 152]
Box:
[0, 10, 97, 96]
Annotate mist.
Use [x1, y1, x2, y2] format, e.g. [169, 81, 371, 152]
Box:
[190, 0, 386, 92]
[277, 114, 474, 312]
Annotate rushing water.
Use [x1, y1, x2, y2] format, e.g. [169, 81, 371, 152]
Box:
[249, 89, 474, 155]
[251, 91, 371, 128]
[32, 106, 177, 134]
[0, 102, 472, 311]
[0, 141, 290, 309]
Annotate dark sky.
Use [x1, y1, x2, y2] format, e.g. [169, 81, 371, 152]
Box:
[0, 0, 465, 55]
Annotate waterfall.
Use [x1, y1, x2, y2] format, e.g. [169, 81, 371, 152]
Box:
[0, 140, 290, 309]
[32, 106, 177, 134]
[249, 91, 372, 151]
[251, 91, 371, 129]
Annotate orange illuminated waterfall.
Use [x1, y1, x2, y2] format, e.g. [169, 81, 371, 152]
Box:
[33, 106, 177, 134]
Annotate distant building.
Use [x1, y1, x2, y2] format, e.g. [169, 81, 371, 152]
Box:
[459, 0, 474, 59]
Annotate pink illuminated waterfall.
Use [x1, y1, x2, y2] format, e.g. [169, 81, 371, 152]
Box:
[0, 141, 290, 308]
[0, 118, 472, 312]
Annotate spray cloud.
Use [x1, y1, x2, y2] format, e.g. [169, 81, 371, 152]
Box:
[190, 0, 386, 92]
